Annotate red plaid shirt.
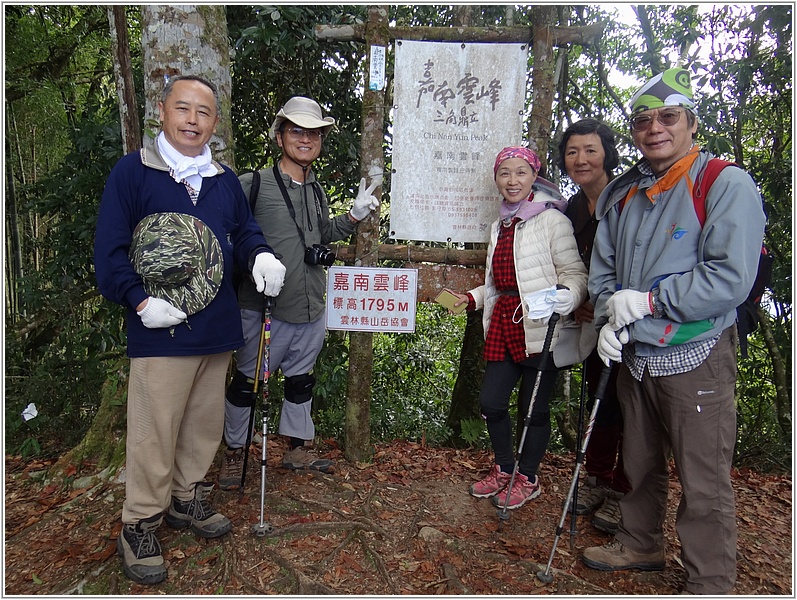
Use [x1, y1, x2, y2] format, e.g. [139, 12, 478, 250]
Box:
[468, 218, 529, 362]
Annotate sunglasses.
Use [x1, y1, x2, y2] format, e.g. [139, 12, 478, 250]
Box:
[283, 126, 323, 140]
[629, 109, 684, 132]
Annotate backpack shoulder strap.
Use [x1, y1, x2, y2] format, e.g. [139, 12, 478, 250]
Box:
[692, 158, 737, 227]
[248, 170, 261, 212]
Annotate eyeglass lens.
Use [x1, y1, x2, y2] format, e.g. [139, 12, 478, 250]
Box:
[630, 110, 682, 132]
[287, 127, 322, 140]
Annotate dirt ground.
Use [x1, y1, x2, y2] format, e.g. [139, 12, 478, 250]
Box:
[4, 439, 793, 596]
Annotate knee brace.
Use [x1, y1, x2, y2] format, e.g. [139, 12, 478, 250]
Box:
[284, 373, 315, 405]
[226, 369, 256, 408]
[481, 407, 509, 423]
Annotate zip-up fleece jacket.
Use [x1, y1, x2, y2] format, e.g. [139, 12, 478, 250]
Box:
[469, 189, 588, 357]
[589, 148, 766, 356]
[237, 165, 357, 323]
[94, 143, 272, 358]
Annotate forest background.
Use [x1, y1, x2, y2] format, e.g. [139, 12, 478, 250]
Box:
[4, 4, 792, 478]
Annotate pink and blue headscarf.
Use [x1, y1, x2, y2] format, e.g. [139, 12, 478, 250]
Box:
[493, 146, 567, 221]
[493, 146, 541, 177]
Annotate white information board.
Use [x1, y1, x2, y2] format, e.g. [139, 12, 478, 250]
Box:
[390, 40, 528, 243]
[325, 266, 417, 333]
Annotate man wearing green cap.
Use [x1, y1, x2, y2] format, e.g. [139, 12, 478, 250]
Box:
[582, 67, 766, 594]
[95, 75, 286, 585]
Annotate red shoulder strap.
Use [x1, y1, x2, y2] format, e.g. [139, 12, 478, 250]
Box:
[692, 158, 737, 227]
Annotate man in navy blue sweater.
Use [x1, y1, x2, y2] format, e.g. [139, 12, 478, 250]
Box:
[94, 75, 286, 585]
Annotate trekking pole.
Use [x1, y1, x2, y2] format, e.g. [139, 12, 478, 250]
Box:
[240, 296, 273, 494]
[569, 361, 589, 551]
[251, 408, 274, 536]
[497, 311, 560, 528]
[536, 363, 612, 584]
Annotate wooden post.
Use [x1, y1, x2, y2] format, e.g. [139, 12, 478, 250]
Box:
[528, 6, 557, 171]
[345, 5, 389, 463]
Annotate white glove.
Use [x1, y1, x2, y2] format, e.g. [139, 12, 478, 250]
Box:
[137, 297, 187, 329]
[607, 289, 653, 329]
[251, 252, 286, 297]
[552, 288, 576, 316]
[349, 177, 380, 221]
[597, 323, 629, 367]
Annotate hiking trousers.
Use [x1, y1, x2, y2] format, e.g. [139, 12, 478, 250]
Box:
[615, 327, 738, 594]
[122, 352, 232, 524]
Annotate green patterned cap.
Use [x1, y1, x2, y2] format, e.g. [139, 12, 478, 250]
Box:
[130, 212, 223, 316]
[629, 68, 695, 116]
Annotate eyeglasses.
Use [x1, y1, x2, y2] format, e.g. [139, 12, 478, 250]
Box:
[283, 126, 323, 140]
[629, 109, 684, 132]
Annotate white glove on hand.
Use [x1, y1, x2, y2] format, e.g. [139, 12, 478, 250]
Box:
[597, 324, 629, 367]
[252, 252, 286, 297]
[137, 297, 187, 329]
[349, 177, 380, 221]
[607, 289, 653, 329]
[552, 288, 576, 316]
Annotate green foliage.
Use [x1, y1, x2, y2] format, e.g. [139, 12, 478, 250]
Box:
[735, 327, 791, 471]
[459, 417, 489, 449]
[313, 303, 464, 445]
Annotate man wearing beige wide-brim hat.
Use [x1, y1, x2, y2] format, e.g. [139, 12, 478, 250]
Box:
[219, 96, 381, 486]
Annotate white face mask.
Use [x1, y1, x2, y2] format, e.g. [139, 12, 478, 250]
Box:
[520, 286, 558, 320]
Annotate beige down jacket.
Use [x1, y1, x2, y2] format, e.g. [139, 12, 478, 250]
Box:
[468, 199, 588, 357]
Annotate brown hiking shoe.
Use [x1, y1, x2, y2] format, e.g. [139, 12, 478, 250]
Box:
[582, 540, 665, 572]
[569, 475, 609, 514]
[282, 446, 334, 473]
[592, 490, 623, 534]
[218, 447, 244, 491]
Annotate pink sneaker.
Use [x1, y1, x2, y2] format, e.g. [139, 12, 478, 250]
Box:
[491, 473, 541, 509]
[469, 465, 511, 498]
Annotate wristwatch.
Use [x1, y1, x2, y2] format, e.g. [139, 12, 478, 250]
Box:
[651, 287, 665, 319]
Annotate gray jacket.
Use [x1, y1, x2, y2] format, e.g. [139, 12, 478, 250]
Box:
[589, 148, 766, 356]
[237, 164, 357, 323]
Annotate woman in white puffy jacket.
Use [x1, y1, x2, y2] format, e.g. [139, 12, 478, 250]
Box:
[447, 146, 587, 510]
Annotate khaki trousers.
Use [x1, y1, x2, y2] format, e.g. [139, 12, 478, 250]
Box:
[122, 352, 232, 524]
[616, 327, 738, 594]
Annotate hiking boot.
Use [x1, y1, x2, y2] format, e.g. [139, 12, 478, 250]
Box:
[592, 490, 623, 534]
[218, 447, 244, 491]
[116, 514, 167, 585]
[164, 482, 232, 538]
[469, 464, 511, 499]
[568, 475, 609, 515]
[282, 446, 334, 473]
[582, 540, 665, 571]
[491, 473, 541, 509]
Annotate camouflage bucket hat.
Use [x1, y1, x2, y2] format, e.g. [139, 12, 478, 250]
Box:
[129, 212, 223, 316]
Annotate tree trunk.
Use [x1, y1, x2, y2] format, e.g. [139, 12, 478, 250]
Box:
[5, 107, 23, 322]
[757, 307, 791, 442]
[107, 6, 141, 154]
[141, 5, 234, 167]
[345, 5, 389, 463]
[445, 310, 486, 447]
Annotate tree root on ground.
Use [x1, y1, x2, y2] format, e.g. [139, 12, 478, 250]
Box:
[356, 529, 397, 593]
[441, 562, 470, 594]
